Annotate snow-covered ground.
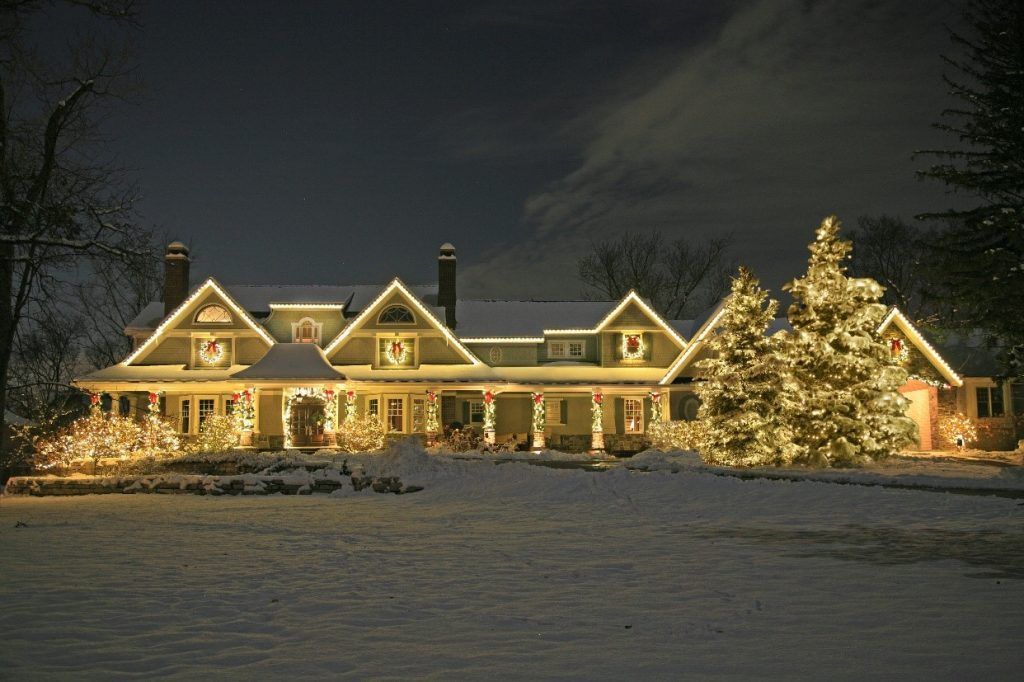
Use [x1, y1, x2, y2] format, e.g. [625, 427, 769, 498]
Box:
[2, 445, 1022, 678]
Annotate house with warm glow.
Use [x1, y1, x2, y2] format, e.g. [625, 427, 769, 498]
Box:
[74, 242, 1020, 452]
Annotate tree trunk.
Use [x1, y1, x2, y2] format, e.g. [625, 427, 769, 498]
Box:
[0, 240, 12, 479]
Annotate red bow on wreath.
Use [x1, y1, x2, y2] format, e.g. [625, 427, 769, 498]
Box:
[626, 335, 640, 351]
[484, 391, 494, 404]
[533, 393, 544, 404]
[890, 338, 903, 354]
[148, 392, 159, 404]
[593, 393, 603, 404]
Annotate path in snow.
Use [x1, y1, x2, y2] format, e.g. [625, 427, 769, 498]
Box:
[1, 456, 1022, 679]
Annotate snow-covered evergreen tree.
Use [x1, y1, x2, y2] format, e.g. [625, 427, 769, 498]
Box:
[695, 266, 794, 466]
[782, 216, 916, 466]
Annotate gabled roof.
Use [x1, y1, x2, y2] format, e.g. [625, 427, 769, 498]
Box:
[322, 278, 480, 365]
[659, 303, 728, 385]
[232, 343, 346, 381]
[122, 278, 276, 366]
[878, 307, 963, 387]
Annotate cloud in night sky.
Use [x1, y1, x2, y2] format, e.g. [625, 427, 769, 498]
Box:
[461, 0, 965, 299]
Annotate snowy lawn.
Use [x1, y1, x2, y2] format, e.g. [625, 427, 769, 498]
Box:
[1, 450, 1022, 679]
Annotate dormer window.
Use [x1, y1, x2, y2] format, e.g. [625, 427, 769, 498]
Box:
[378, 305, 414, 324]
[291, 317, 322, 344]
[195, 304, 231, 323]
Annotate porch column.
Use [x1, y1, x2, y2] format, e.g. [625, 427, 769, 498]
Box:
[531, 391, 545, 451]
[344, 389, 357, 426]
[323, 387, 338, 447]
[237, 387, 256, 447]
[109, 392, 121, 415]
[590, 389, 605, 454]
[425, 389, 439, 446]
[483, 389, 496, 446]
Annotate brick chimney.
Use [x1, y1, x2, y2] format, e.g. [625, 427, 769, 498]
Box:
[438, 242, 456, 328]
[164, 241, 191, 316]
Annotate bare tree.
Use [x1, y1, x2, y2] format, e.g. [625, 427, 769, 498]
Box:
[0, 0, 150, 476]
[577, 232, 734, 319]
[848, 215, 940, 325]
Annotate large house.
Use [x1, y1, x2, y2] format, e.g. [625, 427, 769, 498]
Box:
[74, 242, 1022, 452]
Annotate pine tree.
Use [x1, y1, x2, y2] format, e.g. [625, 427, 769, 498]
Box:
[916, 0, 1024, 376]
[695, 266, 794, 466]
[782, 216, 917, 466]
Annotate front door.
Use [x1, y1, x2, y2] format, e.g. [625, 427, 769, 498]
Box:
[290, 401, 325, 447]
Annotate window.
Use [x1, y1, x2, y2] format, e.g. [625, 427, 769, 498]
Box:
[180, 399, 191, 434]
[368, 398, 379, 419]
[412, 399, 425, 433]
[378, 305, 414, 324]
[488, 346, 502, 364]
[198, 398, 216, 430]
[548, 341, 566, 358]
[976, 386, 1004, 418]
[225, 399, 235, 415]
[379, 337, 414, 366]
[469, 401, 484, 424]
[195, 304, 231, 323]
[568, 341, 585, 358]
[292, 317, 322, 344]
[624, 398, 644, 433]
[1013, 382, 1024, 416]
[544, 399, 562, 425]
[387, 398, 404, 432]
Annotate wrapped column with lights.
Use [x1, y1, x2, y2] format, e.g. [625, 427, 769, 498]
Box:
[531, 392, 546, 451]
[590, 390, 605, 454]
[482, 390, 496, 445]
[425, 390, 440, 446]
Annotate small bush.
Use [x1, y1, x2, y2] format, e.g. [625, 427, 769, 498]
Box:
[186, 415, 240, 454]
[338, 415, 386, 453]
[648, 419, 705, 452]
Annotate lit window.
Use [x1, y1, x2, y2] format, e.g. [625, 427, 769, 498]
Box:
[469, 401, 484, 424]
[225, 399, 235, 415]
[412, 399, 425, 432]
[378, 305, 414, 324]
[548, 341, 566, 358]
[976, 386, 1004, 418]
[368, 398, 379, 418]
[180, 399, 191, 434]
[545, 399, 562, 425]
[568, 341, 585, 358]
[198, 399, 216, 429]
[292, 317, 321, 344]
[387, 398, 404, 432]
[195, 305, 232, 323]
[624, 398, 644, 433]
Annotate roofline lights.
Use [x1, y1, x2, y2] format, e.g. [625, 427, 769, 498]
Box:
[878, 307, 963, 387]
[658, 305, 726, 385]
[122, 278, 276, 366]
[268, 303, 346, 310]
[461, 337, 545, 344]
[322, 278, 481, 365]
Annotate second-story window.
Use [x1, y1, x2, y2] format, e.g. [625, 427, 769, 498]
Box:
[292, 317, 322, 344]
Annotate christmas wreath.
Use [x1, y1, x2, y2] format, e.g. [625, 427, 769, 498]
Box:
[198, 339, 224, 364]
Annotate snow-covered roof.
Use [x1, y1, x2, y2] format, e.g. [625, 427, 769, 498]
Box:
[77, 365, 249, 385]
[337, 364, 666, 384]
[232, 344, 346, 381]
[125, 302, 165, 331]
[456, 300, 616, 338]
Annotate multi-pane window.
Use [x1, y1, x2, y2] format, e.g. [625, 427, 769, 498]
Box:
[976, 386, 1004, 418]
[548, 341, 566, 358]
[368, 398, 379, 419]
[1011, 381, 1024, 416]
[387, 398, 404, 432]
[293, 318, 320, 344]
[195, 304, 231, 323]
[180, 399, 191, 434]
[469, 400, 484, 424]
[568, 341, 585, 358]
[412, 399, 425, 433]
[198, 399, 216, 430]
[378, 305, 414, 324]
[544, 399, 562, 425]
[624, 398, 644, 433]
[224, 399, 235, 415]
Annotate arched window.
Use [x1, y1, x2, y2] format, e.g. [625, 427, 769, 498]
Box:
[195, 304, 232, 323]
[292, 317, 322, 344]
[378, 305, 414, 324]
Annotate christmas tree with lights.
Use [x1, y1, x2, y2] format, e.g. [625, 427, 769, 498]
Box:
[782, 216, 916, 466]
[695, 267, 795, 466]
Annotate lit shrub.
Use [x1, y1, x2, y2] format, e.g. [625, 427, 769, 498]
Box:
[187, 415, 240, 454]
[338, 415, 386, 453]
[648, 419, 705, 452]
[938, 412, 979, 451]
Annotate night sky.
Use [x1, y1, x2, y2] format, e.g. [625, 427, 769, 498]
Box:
[102, 0, 966, 300]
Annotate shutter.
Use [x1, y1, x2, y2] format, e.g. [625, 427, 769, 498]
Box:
[461, 400, 470, 426]
[561, 399, 568, 425]
[614, 398, 624, 433]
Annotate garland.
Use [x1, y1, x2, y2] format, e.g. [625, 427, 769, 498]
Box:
[591, 391, 604, 433]
[198, 339, 224, 364]
[621, 333, 645, 360]
[531, 392, 546, 434]
[283, 386, 338, 447]
[231, 389, 256, 431]
[385, 338, 409, 365]
[649, 391, 663, 424]
[482, 390, 496, 431]
[345, 389, 357, 426]
[425, 390, 440, 434]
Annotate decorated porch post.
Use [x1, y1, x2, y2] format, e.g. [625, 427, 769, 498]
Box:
[531, 391, 546, 451]
[425, 390, 440, 446]
[648, 390, 664, 444]
[323, 388, 338, 447]
[235, 388, 256, 447]
[590, 390, 605, 454]
[345, 389, 357, 426]
[482, 389, 496, 446]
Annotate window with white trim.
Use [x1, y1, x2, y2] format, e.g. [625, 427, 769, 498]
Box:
[224, 399, 235, 415]
[544, 399, 562, 425]
[548, 341, 566, 358]
[198, 398, 216, 430]
[180, 399, 191, 434]
[469, 400, 484, 424]
[412, 399, 425, 432]
[292, 317, 322, 344]
[195, 304, 231, 323]
[567, 341, 585, 358]
[378, 305, 414, 324]
[368, 398, 379, 419]
[624, 398, 644, 433]
[387, 398, 404, 432]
